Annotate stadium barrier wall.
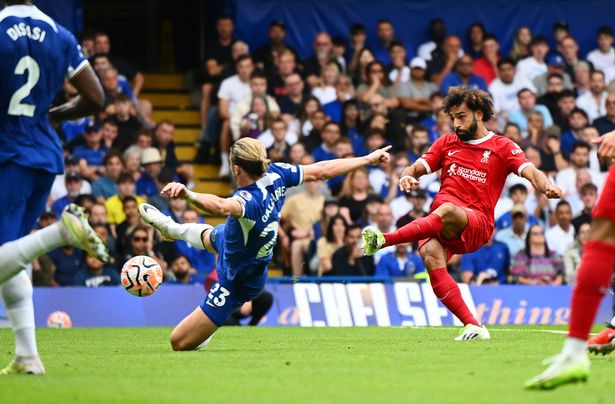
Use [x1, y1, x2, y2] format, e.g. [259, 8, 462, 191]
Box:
[0, 282, 609, 328]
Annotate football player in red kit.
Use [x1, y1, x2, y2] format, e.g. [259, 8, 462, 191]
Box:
[526, 130, 615, 389]
[362, 86, 562, 340]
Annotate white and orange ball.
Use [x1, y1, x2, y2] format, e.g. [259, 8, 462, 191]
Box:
[47, 311, 72, 329]
[121, 255, 163, 297]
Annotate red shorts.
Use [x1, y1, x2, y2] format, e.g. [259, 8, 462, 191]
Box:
[593, 164, 615, 222]
[418, 206, 493, 261]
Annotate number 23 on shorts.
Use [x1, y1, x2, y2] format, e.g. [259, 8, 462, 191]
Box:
[206, 283, 230, 307]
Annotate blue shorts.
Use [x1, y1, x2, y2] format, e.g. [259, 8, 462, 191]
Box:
[199, 224, 267, 326]
[0, 163, 55, 244]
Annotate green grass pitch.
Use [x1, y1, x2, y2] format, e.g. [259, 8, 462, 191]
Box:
[0, 326, 613, 403]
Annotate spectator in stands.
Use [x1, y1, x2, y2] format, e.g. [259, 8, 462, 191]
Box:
[100, 119, 119, 150]
[375, 243, 425, 278]
[395, 188, 428, 229]
[388, 41, 410, 86]
[578, 125, 603, 172]
[331, 36, 348, 74]
[593, 93, 615, 134]
[125, 129, 153, 157]
[317, 214, 348, 276]
[328, 224, 374, 276]
[466, 22, 486, 59]
[100, 67, 135, 112]
[553, 21, 571, 54]
[496, 203, 529, 262]
[496, 184, 541, 229]
[489, 58, 535, 123]
[323, 74, 355, 123]
[508, 88, 553, 134]
[124, 226, 168, 275]
[135, 148, 163, 198]
[576, 70, 608, 122]
[473, 34, 500, 85]
[115, 196, 141, 255]
[49, 243, 85, 287]
[420, 92, 445, 141]
[509, 26, 532, 62]
[405, 125, 430, 162]
[533, 56, 573, 97]
[174, 210, 215, 276]
[338, 168, 373, 224]
[265, 118, 292, 162]
[347, 23, 367, 70]
[51, 171, 83, 216]
[561, 108, 589, 157]
[122, 149, 141, 183]
[587, 26, 615, 83]
[397, 57, 437, 117]
[312, 62, 339, 105]
[92, 151, 123, 201]
[112, 94, 141, 150]
[573, 61, 591, 96]
[239, 95, 271, 140]
[166, 255, 205, 285]
[426, 35, 463, 87]
[300, 108, 326, 152]
[572, 183, 597, 231]
[553, 89, 577, 130]
[282, 180, 326, 272]
[373, 19, 413, 66]
[89, 203, 108, 227]
[563, 222, 591, 285]
[545, 200, 575, 256]
[357, 61, 399, 108]
[93, 32, 144, 95]
[311, 121, 340, 162]
[511, 224, 563, 285]
[560, 36, 589, 83]
[277, 73, 306, 117]
[555, 141, 600, 195]
[267, 48, 298, 97]
[73, 121, 108, 177]
[515, 36, 549, 84]
[434, 107, 453, 140]
[105, 174, 146, 225]
[254, 20, 298, 73]
[502, 122, 523, 144]
[153, 120, 178, 171]
[303, 32, 336, 89]
[350, 47, 375, 88]
[536, 73, 568, 120]
[439, 54, 487, 93]
[460, 232, 509, 284]
[73, 254, 120, 287]
[417, 18, 449, 61]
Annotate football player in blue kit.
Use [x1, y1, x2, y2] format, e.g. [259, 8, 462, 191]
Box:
[0, 1, 108, 374]
[139, 137, 391, 350]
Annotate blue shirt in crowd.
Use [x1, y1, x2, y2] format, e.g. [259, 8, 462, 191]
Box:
[460, 241, 510, 284]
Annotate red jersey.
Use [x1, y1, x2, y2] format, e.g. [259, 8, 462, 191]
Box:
[417, 132, 532, 228]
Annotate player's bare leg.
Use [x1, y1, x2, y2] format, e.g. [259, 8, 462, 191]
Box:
[170, 307, 218, 351]
[526, 218, 615, 389]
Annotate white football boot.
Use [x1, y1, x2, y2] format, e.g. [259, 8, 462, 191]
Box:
[139, 203, 177, 241]
[0, 356, 45, 375]
[454, 324, 491, 341]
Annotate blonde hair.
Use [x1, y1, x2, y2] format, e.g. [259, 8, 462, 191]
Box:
[230, 138, 271, 179]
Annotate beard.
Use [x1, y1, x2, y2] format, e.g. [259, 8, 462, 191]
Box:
[455, 115, 478, 141]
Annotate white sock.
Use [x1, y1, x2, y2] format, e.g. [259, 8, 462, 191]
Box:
[166, 222, 213, 250]
[0, 223, 67, 284]
[1, 271, 38, 357]
[610, 315, 615, 328]
[562, 337, 587, 358]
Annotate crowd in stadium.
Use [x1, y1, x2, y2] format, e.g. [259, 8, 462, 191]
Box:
[36, 15, 615, 288]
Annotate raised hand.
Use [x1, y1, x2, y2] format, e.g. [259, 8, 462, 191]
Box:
[366, 145, 392, 166]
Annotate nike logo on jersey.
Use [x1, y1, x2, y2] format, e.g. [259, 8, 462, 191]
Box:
[448, 150, 460, 156]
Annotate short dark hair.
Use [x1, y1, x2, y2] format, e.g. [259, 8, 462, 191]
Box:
[377, 18, 392, 26]
[114, 93, 131, 104]
[350, 23, 366, 36]
[509, 183, 528, 195]
[547, 72, 564, 82]
[117, 173, 134, 184]
[556, 200, 571, 211]
[75, 194, 95, 207]
[504, 122, 521, 132]
[332, 36, 346, 48]
[597, 25, 613, 37]
[122, 195, 137, 207]
[430, 91, 445, 101]
[216, 13, 233, 23]
[346, 224, 363, 238]
[388, 40, 405, 52]
[517, 87, 534, 98]
[557, 89, 576, 101]
[236, 54, 252, 66]
[103, 150, 123, 166]
[530, 35, 548, 48]
[580, 183, 598, 195]
[569, 107, 589, 121]
[443, 86, 494, 122]
[497, 57, 515, 69]
[591, 70, 605, 80]
[250, 69, 267, 81]
[411, 124, 429, 135]
[323, 121, 342, 132]
[571, 140, 591, 153]
[483, 33, 498, 43]
[365, 127, 386, 139]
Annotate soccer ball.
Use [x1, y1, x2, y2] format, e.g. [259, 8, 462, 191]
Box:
[121, 255, 163, 297]
[47, 311, 72, 328]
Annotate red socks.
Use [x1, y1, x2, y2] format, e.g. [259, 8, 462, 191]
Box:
[568, 241, 615, 340]
[383, 213, 443, 247]
[429, 267, 480, 326]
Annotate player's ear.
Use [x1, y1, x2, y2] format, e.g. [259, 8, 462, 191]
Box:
[474, 110, 484, 121]
[232, 164, 241, 178]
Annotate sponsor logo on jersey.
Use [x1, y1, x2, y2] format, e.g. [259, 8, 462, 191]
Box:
[447, 163, 487, 183]
[447, 150, 460, 156]
[239, 190, 253, 201]
[481, 150, 491, 163]
[511, 148, 523, 155]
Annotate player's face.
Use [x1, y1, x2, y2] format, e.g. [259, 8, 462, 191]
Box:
[450, 104, 479, 141]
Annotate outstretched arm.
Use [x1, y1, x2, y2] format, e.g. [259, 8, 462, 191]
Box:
[397, 161, 429, 192]
[302, 146, 391, 182]
[521, 165, 562, 199]
[161, 182, 243, 217]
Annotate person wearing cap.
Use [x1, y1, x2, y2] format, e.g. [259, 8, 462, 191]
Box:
[72, 120, 109, 174]
[48, 156, 92, 203]
[50, 171, 83, 216]
[508, 87, 553, 134]
[136, 147, 163, 198]
[472, 34, 500, 85]
[439, 54, 487, 94]
[397, 57, 437, 115]
[496, 184, 541, 230]
[104, 173, 146, 225]
[515, 36, 549, 84]
[495, 203, 530, 262]
[576, 70, 608, 122]
[532, 55, 574, 96]
[587, 26, 615, 84]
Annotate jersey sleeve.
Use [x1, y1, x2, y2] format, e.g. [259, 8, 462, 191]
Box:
[230, 189, 257, 219]
[62, 28, 89, 80]
[269, 163, 304, 188]
[502, 138, 533, 176]
[417, 135, 446, 174]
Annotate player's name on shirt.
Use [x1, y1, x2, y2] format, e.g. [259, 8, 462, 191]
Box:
[6, 22, 46, 43]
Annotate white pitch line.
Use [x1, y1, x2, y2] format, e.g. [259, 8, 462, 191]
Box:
[399, 326, 593, 335]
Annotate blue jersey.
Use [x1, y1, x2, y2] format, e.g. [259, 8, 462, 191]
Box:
[220, 163, 303, 279]
[0, 5, 88, 174]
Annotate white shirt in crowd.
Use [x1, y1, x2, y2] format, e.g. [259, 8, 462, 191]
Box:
[417, 41, 464, 61]
[576, 91, 608, 123]
[257, 130, 298, 149]
[555, 167, 604, 197]
[217, 75, 251, 116]
[49, 175, 92, 203]
[230, 93, 281, 141]
[515, 57, 547, 84]
[390, 196, 413, 221]
[489, 75, 536, 116]
[586, 47, 615, 83]
[389, 66, 410, 83]
[311, 86, 337, 105]
[545, 224, 575, 256]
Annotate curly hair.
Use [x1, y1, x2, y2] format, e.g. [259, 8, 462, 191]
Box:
[443, 86, 495, 122]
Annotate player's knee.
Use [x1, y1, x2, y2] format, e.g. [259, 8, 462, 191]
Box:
[420, 245, 444, 269]
[434, 203, 458, 221]
[169, 330, 189, 351]
[0, 271, 32, 306]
